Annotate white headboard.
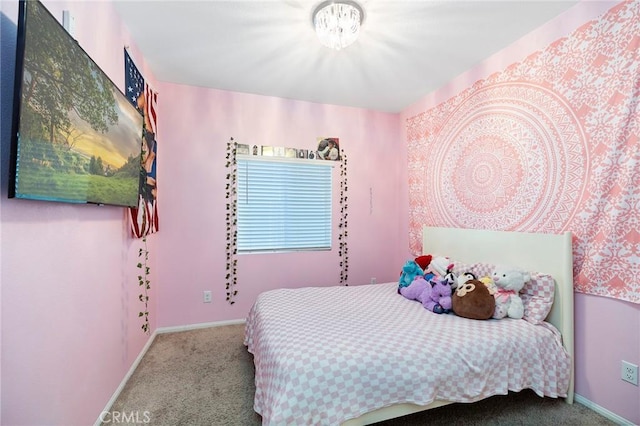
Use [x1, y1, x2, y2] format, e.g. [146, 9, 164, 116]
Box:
[422, 226, 574, 403]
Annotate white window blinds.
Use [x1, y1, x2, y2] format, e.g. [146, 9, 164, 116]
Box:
[237, 158, 332, 252]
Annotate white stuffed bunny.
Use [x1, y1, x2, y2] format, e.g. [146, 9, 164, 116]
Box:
[491, 266, 531, 319]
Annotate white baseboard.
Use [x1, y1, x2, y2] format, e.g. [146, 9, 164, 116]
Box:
[94, 331, 158, 426]
[574, 393, 637, 426]
[155, 318, 246, 334]
[93, 319, 246, 426]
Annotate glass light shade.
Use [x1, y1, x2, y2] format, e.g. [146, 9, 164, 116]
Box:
[313, 1, 363, 51]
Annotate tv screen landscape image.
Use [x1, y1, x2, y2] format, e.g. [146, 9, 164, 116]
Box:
[8, 0, 144, 207]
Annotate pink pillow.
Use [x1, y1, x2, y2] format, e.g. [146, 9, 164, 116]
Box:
[520, 273, 555, 324]
[451, 261, 555, 324]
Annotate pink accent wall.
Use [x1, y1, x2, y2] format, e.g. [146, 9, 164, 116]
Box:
[401, 1, 638, 424]
[0, 1, 157, 425]
[154, 83, 405, 327]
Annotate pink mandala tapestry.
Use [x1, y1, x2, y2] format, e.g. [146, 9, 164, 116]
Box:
[407, 1, 640, 304]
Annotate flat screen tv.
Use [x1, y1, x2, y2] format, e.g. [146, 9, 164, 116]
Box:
[8, 0, 144, 207]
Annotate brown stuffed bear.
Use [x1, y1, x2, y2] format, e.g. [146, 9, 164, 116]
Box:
[452, 278, 495, 320]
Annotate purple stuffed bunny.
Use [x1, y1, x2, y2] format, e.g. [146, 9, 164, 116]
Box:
[400, 276, 452, 314]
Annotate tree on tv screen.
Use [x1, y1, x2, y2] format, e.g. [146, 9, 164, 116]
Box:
[21, 2, 118, 143]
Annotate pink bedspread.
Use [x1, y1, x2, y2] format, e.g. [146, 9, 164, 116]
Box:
[244, 282, 571, 425]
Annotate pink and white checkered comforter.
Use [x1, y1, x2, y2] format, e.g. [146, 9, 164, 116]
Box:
[244, 282, 571, 425]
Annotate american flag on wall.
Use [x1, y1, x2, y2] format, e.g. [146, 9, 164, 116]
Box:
[125, 48, 159, 238]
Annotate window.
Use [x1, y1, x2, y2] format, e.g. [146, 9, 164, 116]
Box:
[236, 158, 332, 253]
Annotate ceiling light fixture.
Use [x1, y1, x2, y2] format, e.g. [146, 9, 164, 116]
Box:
[313, 1, 364, 51]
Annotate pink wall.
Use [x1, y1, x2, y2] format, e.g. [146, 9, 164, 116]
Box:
[0, 1, 157, 425]
[401, 1, 639, 424]
[154, 83, 405, 327]
[575, 295, 639, 423]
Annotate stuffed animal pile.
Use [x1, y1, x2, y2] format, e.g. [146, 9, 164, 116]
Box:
[398, 255, 434, 293]
[397, 257, 531, 322]
[399, 255, 454, 314]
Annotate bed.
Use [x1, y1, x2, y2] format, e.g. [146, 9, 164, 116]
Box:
[244, 226, 574, 425]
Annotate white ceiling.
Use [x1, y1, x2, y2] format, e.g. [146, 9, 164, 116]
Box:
[113, 0, 580, 113]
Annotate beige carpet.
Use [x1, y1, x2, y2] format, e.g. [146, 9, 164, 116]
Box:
[106, 324, 615, 425]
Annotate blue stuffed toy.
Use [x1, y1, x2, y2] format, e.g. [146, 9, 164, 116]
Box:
[398, 260, 424, 293]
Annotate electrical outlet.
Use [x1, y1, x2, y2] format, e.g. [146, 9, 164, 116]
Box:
[621, 361, 638, 386]
[370, 277, 376, 284]
[203, 291, 212, 303]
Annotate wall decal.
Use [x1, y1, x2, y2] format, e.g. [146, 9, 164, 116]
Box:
[406, 1, 639, 304]
[225, 138, 238, 304]
[339, 149, 349, 285]
[415, 83, 587, 231]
